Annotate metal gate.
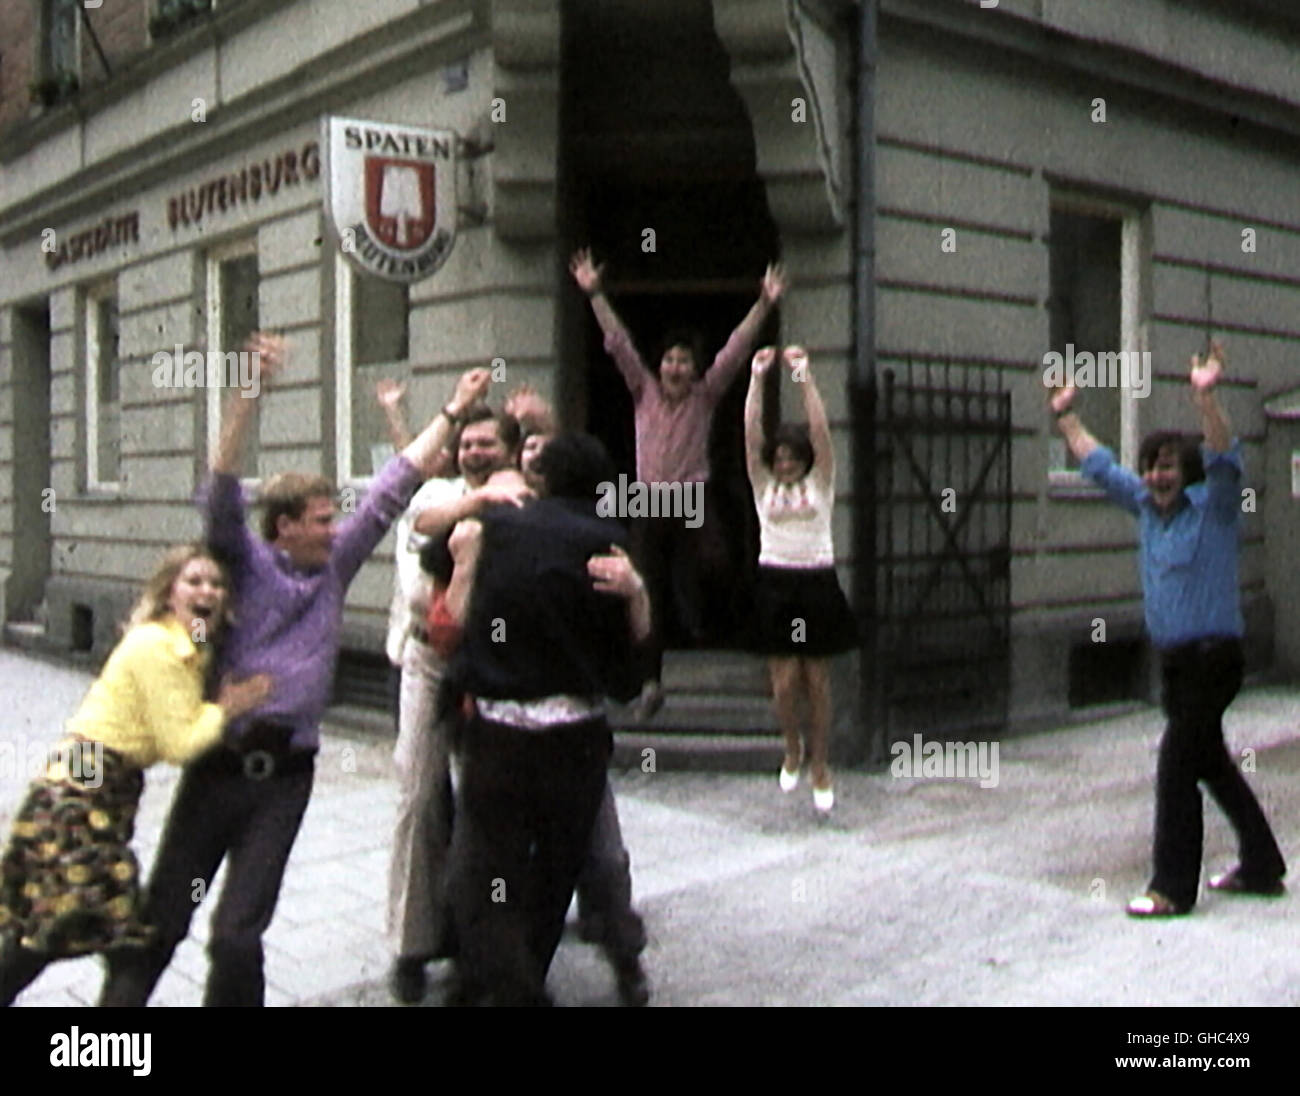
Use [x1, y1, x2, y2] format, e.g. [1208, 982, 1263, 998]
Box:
[874, 360, 1012, 744]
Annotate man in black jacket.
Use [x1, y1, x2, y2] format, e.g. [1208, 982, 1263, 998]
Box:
[442, 433, 651, 1006]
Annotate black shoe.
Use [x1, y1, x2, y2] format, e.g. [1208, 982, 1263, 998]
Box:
[612, 956, 650, 1007]
[389, 958, 427, 1005]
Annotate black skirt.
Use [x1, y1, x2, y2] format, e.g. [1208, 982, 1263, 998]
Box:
[749, 565, 858, 657]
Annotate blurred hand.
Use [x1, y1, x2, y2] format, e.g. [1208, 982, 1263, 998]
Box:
[504, 384, 556, 433]
[244, 333, 287, 389]
[782, 345, 809, 375]
[217, 673, 273, 720]
[475, 480, 535, 509]
[569, 248, 605, 295]
[761, 262, 788, 305]
[1046, 383, 1077, 416]
[588, 544, 645, 600]
[1190, 339, 1225, 393]
[450, 368, 492, 414]
[751, 346, 778, 377]
[376, 378, 406, 411]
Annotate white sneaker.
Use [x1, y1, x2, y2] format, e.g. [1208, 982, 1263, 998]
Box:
[779, 764, 800, 793]
[813, 785, 834, 813]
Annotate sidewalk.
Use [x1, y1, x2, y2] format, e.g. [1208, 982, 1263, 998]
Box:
[4, 647, 1299, 1006]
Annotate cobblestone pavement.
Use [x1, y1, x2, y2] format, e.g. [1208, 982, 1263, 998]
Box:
[4, 649, 1299, 1007]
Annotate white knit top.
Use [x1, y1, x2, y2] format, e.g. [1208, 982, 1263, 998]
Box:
[753, 466, 835, 568]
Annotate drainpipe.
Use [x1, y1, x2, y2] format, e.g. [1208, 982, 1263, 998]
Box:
[852, 0, 881, 764]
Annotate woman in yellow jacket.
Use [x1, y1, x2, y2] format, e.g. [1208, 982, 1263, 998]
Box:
[0, 543, 271, 1005]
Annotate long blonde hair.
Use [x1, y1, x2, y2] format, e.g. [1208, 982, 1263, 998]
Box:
[124, 543, 228, 633]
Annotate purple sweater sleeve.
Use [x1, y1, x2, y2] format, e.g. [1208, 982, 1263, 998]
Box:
[202, 473, 260, 564]
[332, 456, 422, 585]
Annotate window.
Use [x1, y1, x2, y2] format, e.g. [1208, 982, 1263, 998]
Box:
[85, 285, 120, 490]
[1047, 196, 1146, 481]
[44, 0, 79, 79]
[334, 255, 410, 482]
[206, 242, 261, 480]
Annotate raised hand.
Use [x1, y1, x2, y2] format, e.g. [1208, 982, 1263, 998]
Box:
[450, 367, 492, 414]
[751, 346, 778, 376]
[1190, 339, 1225, 393]
[504, 383, 555, 434]
[782, 344, 809, 375]
[569, 248, 605, 295]
[761, 262, 788, 305]
[1046, 381, 1077, 416]
[376, 378, 406, 411]
[244, 332, 287, 389]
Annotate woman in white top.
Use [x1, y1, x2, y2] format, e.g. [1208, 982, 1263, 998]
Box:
[744, 346, 857, 812]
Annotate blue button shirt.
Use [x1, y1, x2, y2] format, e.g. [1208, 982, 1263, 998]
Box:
[1080, 441, 1245, 650]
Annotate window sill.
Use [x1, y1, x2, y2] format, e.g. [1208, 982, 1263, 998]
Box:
[1047, 470, 1106, 500]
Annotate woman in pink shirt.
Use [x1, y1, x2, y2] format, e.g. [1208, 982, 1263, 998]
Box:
[570, 249, 786, 716]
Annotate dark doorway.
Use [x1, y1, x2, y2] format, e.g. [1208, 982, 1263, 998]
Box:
[559, 0, 780, 649]
[9, 301, 52, 625]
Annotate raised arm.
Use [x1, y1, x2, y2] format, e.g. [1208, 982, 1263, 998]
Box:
[702, 263, 787, 399]
[785, 346, 832, 483]
[570, 248, 650, 398]
[402, 368, 491, 478]
[376, 379, 413, 451]
[211, 331, 283, 476]
[1048, 383, 1102, 464]
[1190, 339, 1231, 453]
[1050, 384, 1142, 514]
[204, 332, 286, 565]
[745, 347, 776, 485]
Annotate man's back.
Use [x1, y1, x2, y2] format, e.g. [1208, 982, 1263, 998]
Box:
[450, 499, 638, 703]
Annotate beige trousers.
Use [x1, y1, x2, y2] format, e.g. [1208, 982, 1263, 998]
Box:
[386, 638, 453, 960]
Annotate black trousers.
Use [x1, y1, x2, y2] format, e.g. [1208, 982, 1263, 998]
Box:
[629, 484, 729, 680]
[447, 714, 611, 1005]
[0, 942, 53, 1006]
[1150, 638, 1285, 909]
[98, 748, 314, 1007]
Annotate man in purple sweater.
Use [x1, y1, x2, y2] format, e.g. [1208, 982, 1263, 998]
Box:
[101, 334, 489, 1006]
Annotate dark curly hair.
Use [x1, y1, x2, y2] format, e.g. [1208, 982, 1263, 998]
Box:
[655, 328, 707, 378]
[1137, 430, 1205, 486]
[761, 423, 815, 477]
[532, 432, 617, 502]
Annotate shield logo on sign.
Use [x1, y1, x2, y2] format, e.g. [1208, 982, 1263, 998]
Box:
[323, 116, 458, 284]
[365, 157, 436, 251]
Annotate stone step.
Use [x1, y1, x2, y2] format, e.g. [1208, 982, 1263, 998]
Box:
[660, 649, 768, 694]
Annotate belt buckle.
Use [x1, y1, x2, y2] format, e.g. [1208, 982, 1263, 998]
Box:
[242, 750, 276, 781]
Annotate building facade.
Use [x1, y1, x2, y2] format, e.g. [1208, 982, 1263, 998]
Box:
[2, 0, 1299, 759]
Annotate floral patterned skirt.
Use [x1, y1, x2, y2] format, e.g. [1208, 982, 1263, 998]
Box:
[0, 739, 152, 956]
